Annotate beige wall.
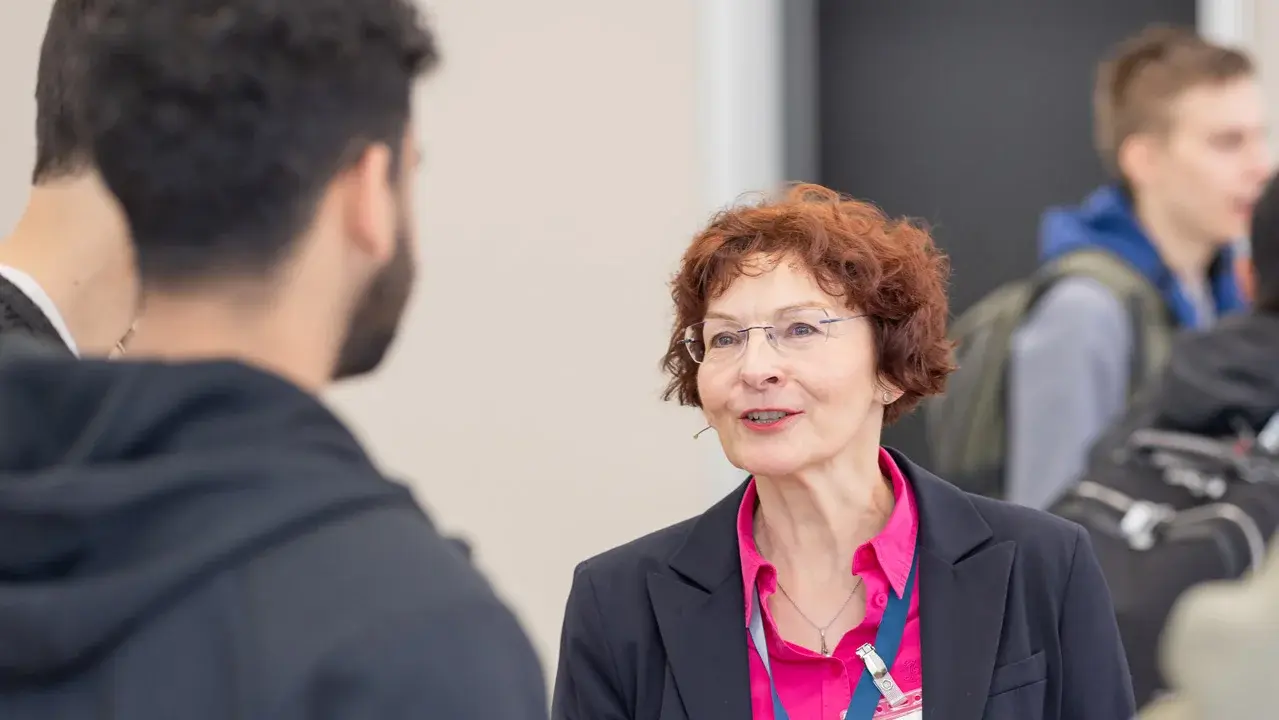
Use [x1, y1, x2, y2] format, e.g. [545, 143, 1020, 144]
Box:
[0, 6, 47, 224]
[1203, 0, 1279, 151]
[1245, 2, 1279, 146]
[0, 0, 712, 672]
[326, 0, 711, 667]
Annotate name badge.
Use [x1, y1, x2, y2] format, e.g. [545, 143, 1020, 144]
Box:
[855, 643, 908, 708]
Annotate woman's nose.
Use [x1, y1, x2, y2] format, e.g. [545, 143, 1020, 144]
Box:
[737, 332, 784, 388]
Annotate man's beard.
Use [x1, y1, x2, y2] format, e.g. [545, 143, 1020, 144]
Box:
[332, 219, 415, 381]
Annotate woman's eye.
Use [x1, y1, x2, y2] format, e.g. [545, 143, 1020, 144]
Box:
[710, 332, 741, 347]
[786, 322, 819, 338]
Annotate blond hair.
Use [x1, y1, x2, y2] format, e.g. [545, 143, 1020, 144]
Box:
[1094, 25, 1253, 177]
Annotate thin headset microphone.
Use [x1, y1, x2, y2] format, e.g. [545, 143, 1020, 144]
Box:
[693, 425, 713, 439]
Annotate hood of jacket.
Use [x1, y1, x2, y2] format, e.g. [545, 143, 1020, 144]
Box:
[1152, 313, 1279, 436]
[0, 357, 413, 681]
[1039, 185, 1246, 328]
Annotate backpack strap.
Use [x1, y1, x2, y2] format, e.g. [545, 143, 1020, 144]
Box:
[1035, 249, 1173, 401]
[925, 279, 1037, 487]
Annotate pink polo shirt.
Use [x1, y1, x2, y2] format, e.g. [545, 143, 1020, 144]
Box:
[738, 448, 924, 720]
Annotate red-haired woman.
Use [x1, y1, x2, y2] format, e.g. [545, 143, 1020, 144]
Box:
[552, 184, 1134, 720]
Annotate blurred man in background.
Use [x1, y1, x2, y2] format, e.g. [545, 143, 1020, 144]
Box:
[0, 0, 135, 357]
[1008, 26, 1271, 508]
[0, 1, 547, 718]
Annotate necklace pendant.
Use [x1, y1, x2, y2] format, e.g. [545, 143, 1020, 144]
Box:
[819, 633, 829, 656]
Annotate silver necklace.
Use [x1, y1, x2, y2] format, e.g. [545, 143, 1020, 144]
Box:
[774, 576, 862, 656]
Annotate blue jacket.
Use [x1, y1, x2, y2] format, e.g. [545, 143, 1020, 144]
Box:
[1038, 185, 1246, 329]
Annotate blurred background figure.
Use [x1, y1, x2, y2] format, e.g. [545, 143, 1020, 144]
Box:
[1011, 27, 1269, 506]
[0, 0, 135, 357]
[1141, 537, 1279, 719]
[1009, 25, 1269, 502]
[927, 26, 1270, 510]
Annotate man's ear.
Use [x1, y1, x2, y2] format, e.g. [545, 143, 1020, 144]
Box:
[1117, 133, 1158, 191]
[341, 142, 396, 264]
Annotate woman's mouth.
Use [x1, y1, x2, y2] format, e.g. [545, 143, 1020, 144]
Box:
[740, 409, 802, 431]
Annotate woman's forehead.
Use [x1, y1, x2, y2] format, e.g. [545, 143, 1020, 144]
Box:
[705, 261, 843, 318]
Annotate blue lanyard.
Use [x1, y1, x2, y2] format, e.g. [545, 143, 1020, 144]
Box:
[747, 551, 918, 720]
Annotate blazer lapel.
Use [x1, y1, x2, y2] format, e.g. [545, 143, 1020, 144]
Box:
[887, 450, 1014, 720]
[649, 483, 753, 720]
[918, 541, 1014, 720]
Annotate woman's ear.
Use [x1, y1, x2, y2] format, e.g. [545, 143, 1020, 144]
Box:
[877, 376, 903, 405]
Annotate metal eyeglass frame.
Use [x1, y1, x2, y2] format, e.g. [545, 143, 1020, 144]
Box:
[679, 311, 865, 364]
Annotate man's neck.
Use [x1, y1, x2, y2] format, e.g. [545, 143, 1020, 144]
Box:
[125, 288, 337, 393]
[1133, 194, 1220, 284]
[0, 176, 136, 354]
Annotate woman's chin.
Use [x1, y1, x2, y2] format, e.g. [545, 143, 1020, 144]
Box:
[731, 452, 809, 480]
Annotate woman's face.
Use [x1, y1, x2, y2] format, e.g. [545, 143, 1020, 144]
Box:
[695, 255, 891, 478]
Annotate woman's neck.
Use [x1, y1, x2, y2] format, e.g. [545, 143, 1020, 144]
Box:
[753, 455, 896, 591]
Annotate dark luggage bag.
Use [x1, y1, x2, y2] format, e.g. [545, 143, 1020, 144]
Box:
[1050, 423, 1279, 706]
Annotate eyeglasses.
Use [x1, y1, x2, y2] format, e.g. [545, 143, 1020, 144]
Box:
[680, 307, 863, 364]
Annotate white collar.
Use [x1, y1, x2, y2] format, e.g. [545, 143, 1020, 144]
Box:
[0, 264, 79, 356]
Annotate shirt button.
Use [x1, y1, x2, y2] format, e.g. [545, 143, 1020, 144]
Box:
[874, 593, 888, 608]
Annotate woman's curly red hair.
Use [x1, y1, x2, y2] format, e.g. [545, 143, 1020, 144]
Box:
[661, 183, 956, 425]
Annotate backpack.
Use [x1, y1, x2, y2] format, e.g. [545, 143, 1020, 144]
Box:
[1049, 415, 1279, 707]
[924, 249, 1174, 499]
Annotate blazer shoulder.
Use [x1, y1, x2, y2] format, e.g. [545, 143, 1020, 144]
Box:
[961, 493, 1094, 601]
[968, 492, 1083, 548]
[965, 492, 1090, 589]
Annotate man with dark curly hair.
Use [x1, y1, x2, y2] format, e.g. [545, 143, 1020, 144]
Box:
[0, 1, 547, 718]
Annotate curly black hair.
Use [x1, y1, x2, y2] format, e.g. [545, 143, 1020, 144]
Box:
[82, 0, 439, 287]
[33, 0, 105, 183]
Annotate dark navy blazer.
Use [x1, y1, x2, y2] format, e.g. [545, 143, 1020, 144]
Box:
[552, 449, 1135, 720]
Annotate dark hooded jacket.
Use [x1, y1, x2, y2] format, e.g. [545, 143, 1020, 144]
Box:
[0, 355, 546, 719]
[1149, 314, 1279, 436]
[1091, 312, 1279, 453]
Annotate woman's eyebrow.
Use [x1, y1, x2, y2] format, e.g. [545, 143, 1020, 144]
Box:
[703, 303, 829, 322]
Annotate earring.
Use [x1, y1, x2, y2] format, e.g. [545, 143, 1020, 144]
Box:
[882, 390, 892, 404]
